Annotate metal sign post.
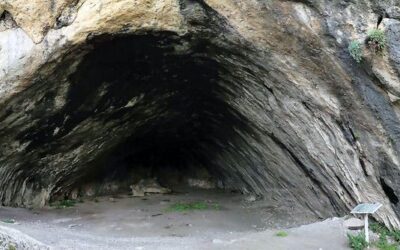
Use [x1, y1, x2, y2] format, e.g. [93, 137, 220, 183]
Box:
[364, 214, 369, 243]
[351, 203, 383, 244]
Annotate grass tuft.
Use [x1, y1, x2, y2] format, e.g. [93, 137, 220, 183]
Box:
[275, 231, 288, 237]
[167, 201, 219, 212]
[50, 199, 77, 209]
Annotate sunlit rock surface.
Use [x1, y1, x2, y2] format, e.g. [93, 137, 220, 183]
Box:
[2, 0, 400, 229]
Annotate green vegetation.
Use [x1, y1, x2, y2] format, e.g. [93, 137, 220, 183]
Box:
[275, 231, 288, 237]
[348, 29, 387, 62]
[167, 201, 219, 212]
[1, 219, 15, 224]
[370, 222, 400, 250]
[347, 223, 400, 250]
[348, 232, 368, 250]
[367, 29, 386, 53]
[8, 245, 16, 250]
[376, 233, 397, 250]
[370, 222, 390, 235]
[348, 40, 363, 63]
[370, 222, 400, 241]
[390, 229, 400, 242]
[50, 199, 77, 209]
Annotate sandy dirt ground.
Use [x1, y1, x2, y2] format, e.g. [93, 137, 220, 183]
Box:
[0, 189, 350, 250]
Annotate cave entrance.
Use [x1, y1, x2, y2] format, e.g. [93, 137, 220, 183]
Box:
[61, 32, 249, 199]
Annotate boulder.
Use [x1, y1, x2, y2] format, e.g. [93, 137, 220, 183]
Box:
[387, 6, 400, 20]
[344, 218, 364, 230]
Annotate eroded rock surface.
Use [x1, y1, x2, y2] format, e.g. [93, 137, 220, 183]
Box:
[0, 225, 49, 249]
[2, 0, 400, 229]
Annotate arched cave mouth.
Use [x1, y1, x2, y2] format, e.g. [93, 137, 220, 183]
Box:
[49, 32, 253, 199]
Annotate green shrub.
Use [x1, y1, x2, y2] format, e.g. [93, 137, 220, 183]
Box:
[50, 199, 76, 209]
[348, 232, 368, 250]
[275, 231, 288, 237]
[348, 40, 363, 63]
[367, 29, 386, 53]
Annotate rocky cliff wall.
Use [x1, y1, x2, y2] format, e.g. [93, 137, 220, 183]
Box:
[2, 0, 400, 228]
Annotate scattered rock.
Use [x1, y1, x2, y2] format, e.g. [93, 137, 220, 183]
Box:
[344, 217, 364, 230]
[69, 189, 79, 200]
[130, 179, 171, 197]
[187, 178, 216, 189]
[244, 195, 257, 203]
[82, 185, 96, 197]
[68, 224, 82, 228]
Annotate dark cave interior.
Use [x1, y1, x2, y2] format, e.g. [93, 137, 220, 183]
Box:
[47, 32, 252, 197]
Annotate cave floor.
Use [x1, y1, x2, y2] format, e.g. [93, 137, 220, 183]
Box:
[0, 189, 349, 249]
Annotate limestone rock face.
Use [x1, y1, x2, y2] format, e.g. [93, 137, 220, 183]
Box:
[0, 0, 76, 43]
[2, 0, 400, 229]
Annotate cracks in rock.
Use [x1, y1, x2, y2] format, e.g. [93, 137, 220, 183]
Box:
[265, 100, 349, 216]
[54, 0, 80, 29]
[301, 100, 314, 113]
[377, 14, 384, 28]
[267, 133, 329, 206]
[262, 82, 275, 96]
[280, 0, 315, 9]
[181, 0, 239, 36]
[381, 177, 399, 205]
[358, 158, 369, 177]
[347, 125, 369, 177]
[335, 174, 356, 204]
[336, 119, 370, 178]
[336, 119, 355, 146]
[347, 126, 360, 144]
[0, 10, 18, 31]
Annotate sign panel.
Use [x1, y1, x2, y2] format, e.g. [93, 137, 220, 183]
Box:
[351, 203, 382, 214]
